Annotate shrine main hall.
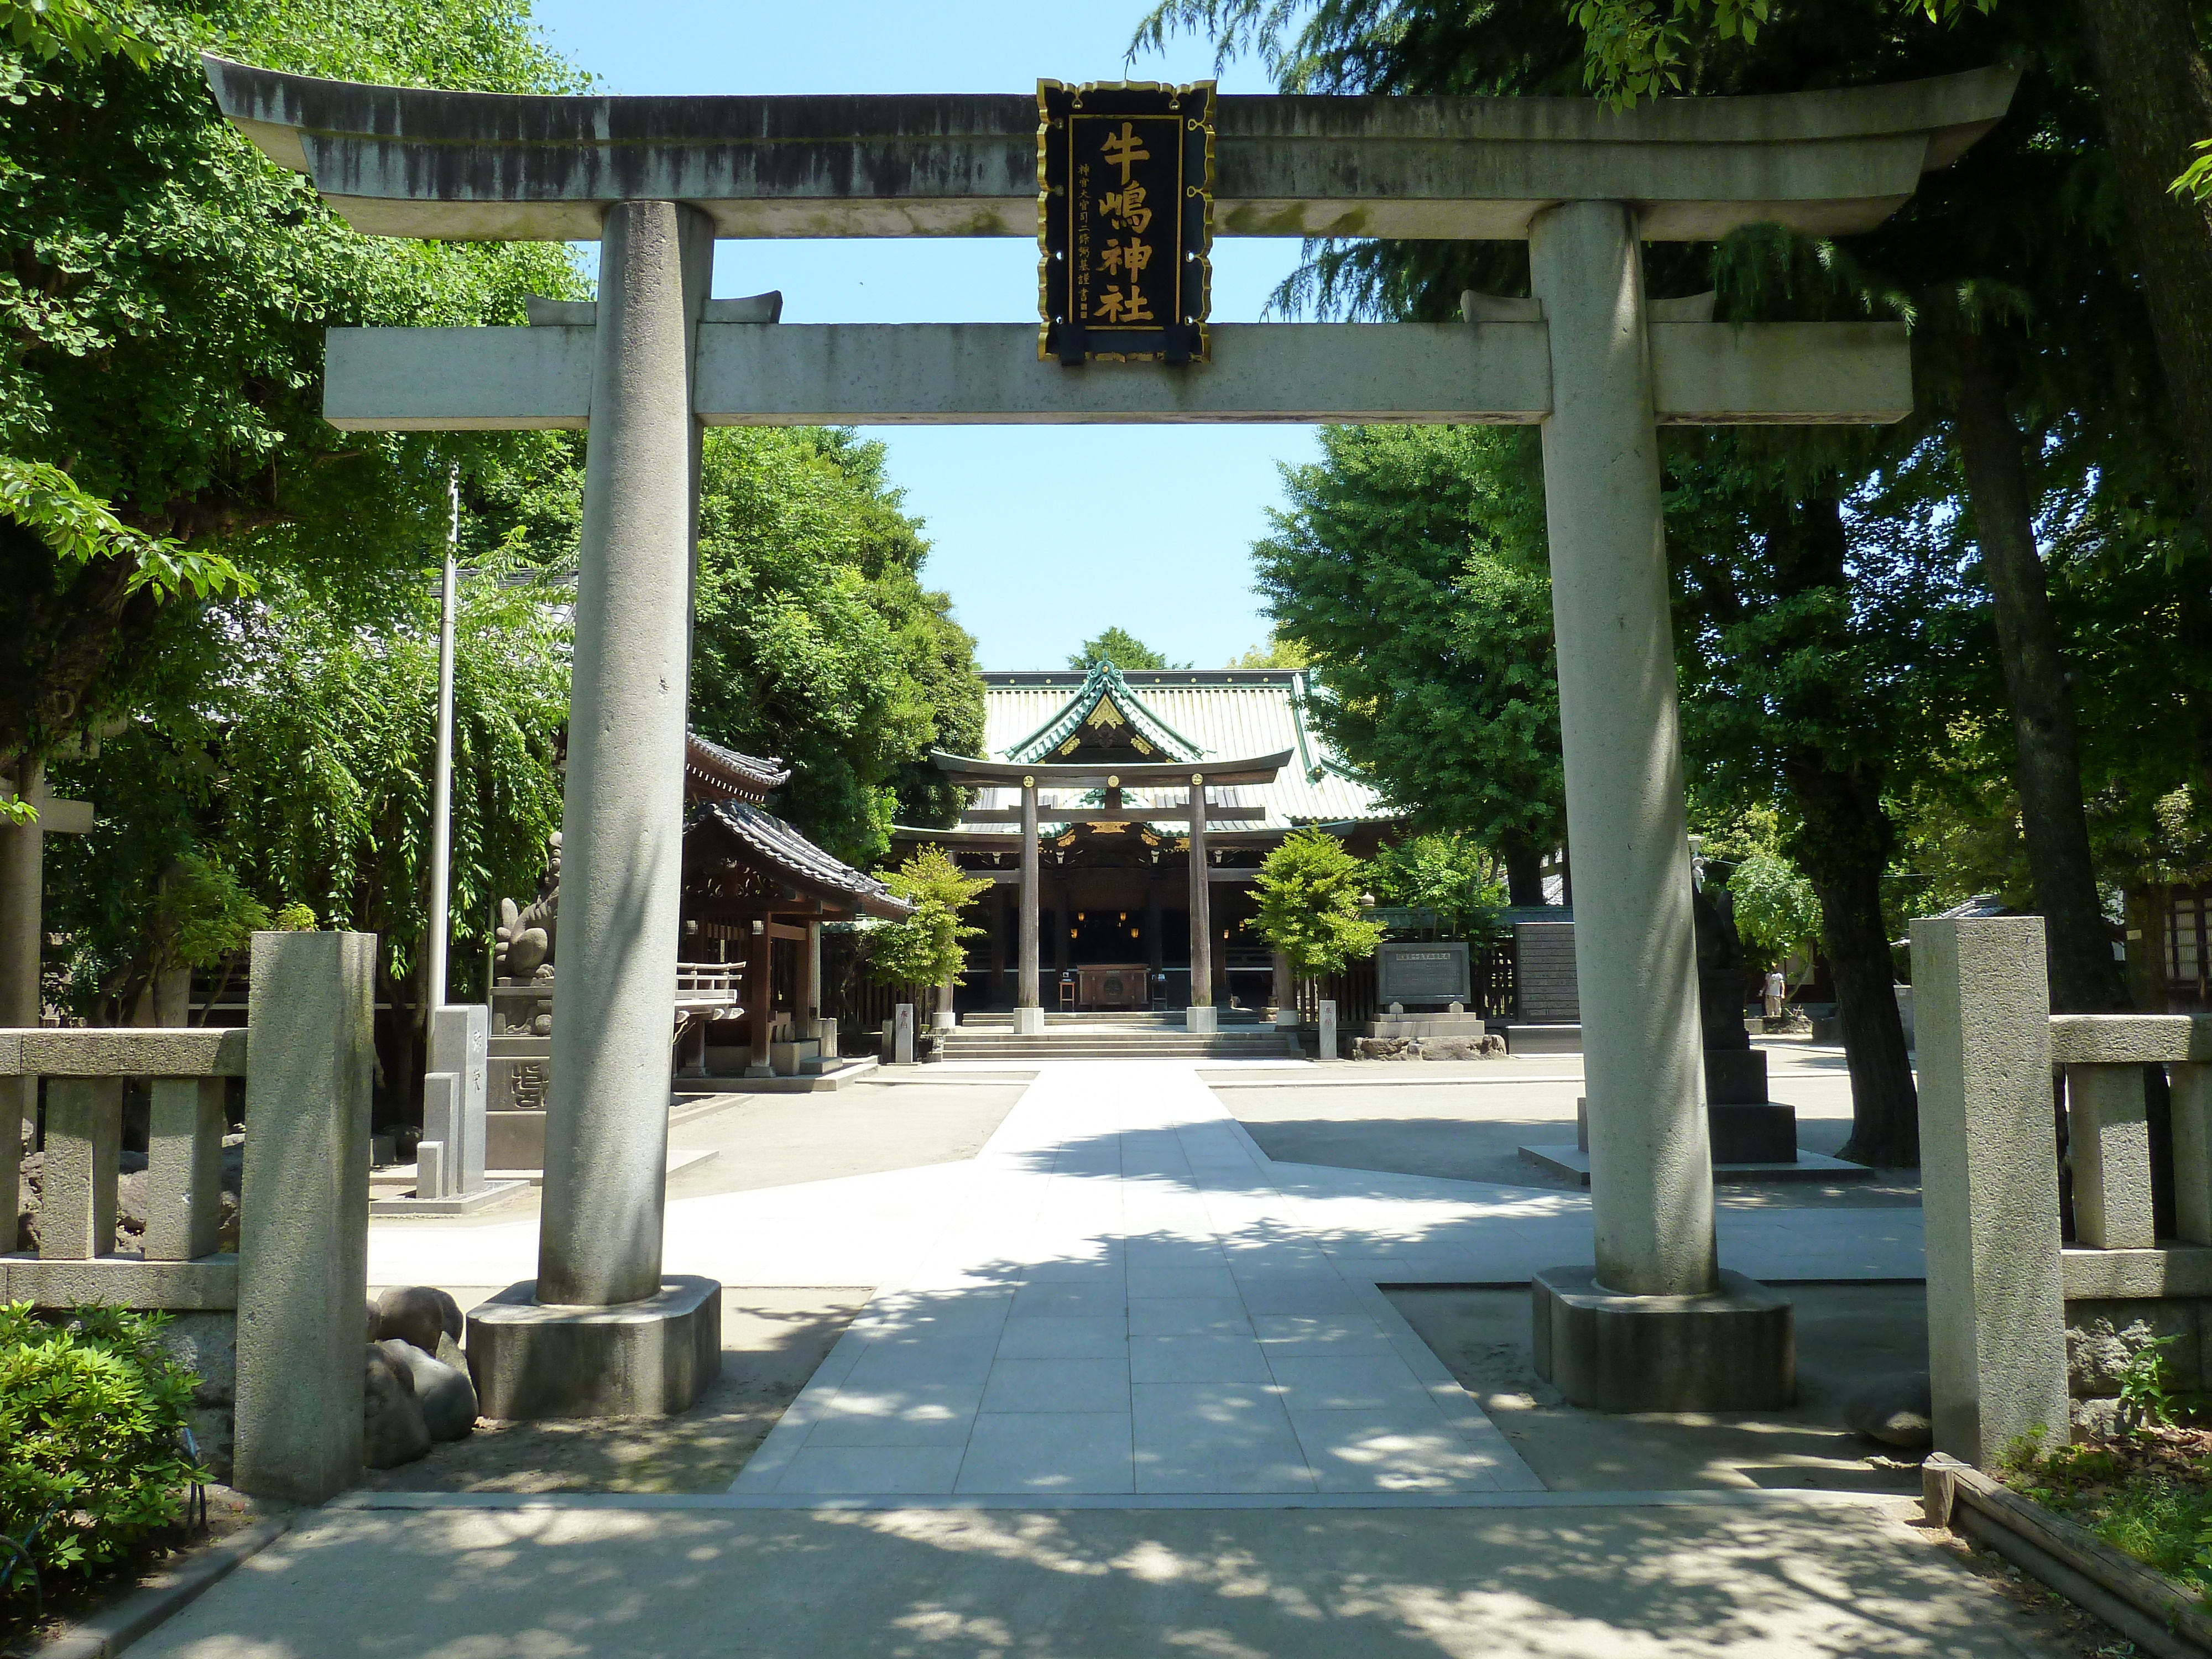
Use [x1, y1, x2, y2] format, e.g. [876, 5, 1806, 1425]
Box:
[897, 661, 1394, 1023]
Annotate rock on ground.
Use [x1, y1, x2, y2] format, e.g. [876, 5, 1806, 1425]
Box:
[1351, 1035, 1507, 1062]
[364, 1344, 432, 1469]
[377, 1336, 477, 1443]
[1841, 1371, 1933, 1448]
[376, 1285, 463, 1355]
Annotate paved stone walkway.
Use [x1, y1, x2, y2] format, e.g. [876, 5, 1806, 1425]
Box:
[733, 1062, 1540, 1498]
[367, 1057, 1923, 1504]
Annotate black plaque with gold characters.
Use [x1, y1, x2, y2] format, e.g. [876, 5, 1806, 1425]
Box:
[1037, 79, 1213, 366]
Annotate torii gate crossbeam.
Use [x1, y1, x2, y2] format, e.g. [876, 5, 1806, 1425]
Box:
[202, 56, 2016, 1420]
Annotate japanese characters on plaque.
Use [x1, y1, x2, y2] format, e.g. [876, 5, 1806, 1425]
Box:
[1037, 79, 1214, 365]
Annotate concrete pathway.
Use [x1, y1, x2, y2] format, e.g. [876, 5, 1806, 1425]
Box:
[716, 1061, 1918, 1500]
[735, 1062, 1540, 1499]
[129, 1497, 2057, 1659]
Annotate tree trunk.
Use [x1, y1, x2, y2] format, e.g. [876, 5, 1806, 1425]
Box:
[1500, 831, 1547, 907]
[1768, 497, 1921, 1165]
[1952, 333, 2127, 1013]
[1785, 755, 1922, 1166]
[2077, 0, 2212, 539]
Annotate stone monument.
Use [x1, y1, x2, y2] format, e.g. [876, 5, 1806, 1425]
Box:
[1693, 878, 1796, 1164]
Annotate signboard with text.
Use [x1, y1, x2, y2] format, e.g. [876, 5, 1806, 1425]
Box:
[1037, 79, 1213, 365]
[1378, 942, 1471, 1008]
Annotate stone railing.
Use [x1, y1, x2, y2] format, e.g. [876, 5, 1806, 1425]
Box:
[2, 930, 375, 1504]
[1, 1026, 247, 1310]
[1914, 914, 2212, 1467]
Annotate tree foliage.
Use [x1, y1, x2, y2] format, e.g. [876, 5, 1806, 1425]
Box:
[1246, 826, 1386, 977]
[0, 0, 586, 779]
[688, 429, 983, 867]
[1368, 830, 1505, 938]
[1725, 853, 1824, 970]
[1255, 424, 1563, 900]
[48, 556, 571, 1024]
[1068, 627, 1182, 671]
[863, 845, 992, 988]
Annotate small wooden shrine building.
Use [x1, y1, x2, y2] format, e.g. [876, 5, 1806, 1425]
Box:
[894, 663, 1396, 1021]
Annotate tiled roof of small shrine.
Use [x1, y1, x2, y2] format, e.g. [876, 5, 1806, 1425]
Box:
[684, 730, 790, 803]
[687, 800, 913, 920]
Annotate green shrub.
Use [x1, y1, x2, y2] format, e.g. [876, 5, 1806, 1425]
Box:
[0, 1302, 204, 1604]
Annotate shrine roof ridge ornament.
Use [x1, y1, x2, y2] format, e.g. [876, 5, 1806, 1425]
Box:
[201, 56, 2018, 243]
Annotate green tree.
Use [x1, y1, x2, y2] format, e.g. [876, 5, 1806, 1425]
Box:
[1254, 425, 1563, 906]
[1724, 853, 1825, 975]
[1246, 826, 1386, 977]
[1369, 831, 1506, 937]
[864, 846, 992, 989]
[688, 428, 985, 867]
[1224, 633, 1314, 670]
[48, 556, 570, 1095]
[1068, 628, 1183, 671]
[0, 0, 585, 786]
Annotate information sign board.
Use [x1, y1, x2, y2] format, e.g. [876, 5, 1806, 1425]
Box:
[1378, 942, 1471, 1007]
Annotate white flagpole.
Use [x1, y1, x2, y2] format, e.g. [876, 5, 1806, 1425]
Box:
[425, 467, 460, 1008]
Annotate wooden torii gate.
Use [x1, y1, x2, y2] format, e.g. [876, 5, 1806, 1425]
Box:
[202, 56, 2015, 1416]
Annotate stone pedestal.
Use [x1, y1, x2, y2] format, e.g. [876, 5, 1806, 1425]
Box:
[1702, 1048, 1797, 1162]
[1707, 1103, 1798, 1164]
[1186, 1005, 1218, 1035]
[467, 1276, 722, 1419]
[1010, 1005, 1046, 1035]
[1531, 1265, 1793, 1412]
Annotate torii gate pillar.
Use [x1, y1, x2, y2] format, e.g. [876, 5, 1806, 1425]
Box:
[474, 201, 726, 1417]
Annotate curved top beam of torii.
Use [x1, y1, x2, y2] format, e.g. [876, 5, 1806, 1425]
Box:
[201, 55, 2017, 244]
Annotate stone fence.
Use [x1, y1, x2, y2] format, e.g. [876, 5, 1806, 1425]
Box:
[1916, 915, 2212, 1466]
[3, 930, 375, 1503]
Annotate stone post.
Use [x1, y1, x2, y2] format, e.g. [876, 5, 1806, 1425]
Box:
[1318, 999, 1337, 1063]
[42, 1077, 121, 1258]
[1186, 775, 1216, 1034]
[1014, 778, 1043, 1033]
[233, 930, 375, 1502]
[1912, 915, 2069, 1467]
[426, 1003, 488, 1196]
[802, 919, 823, 1030]
[1528, 200, 1714, 1298]
[894, 1002, 915, 1065]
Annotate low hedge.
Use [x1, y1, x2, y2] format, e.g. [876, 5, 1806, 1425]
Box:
[0, 1301, 206, 1607]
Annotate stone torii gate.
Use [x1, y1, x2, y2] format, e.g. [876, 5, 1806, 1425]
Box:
[204, 55, 2015, 1414]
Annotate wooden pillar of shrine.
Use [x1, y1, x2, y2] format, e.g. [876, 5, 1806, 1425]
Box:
[1052, 874, 1071, 974]
[1016, 776, 1041, 1025]
[1187, 774, 1213, 1020]
[987, 884, 1007, 1006]
[745, 918, 774, 1078]
[1144, 878, 1163, 974]
[801, 919, 823, 1032]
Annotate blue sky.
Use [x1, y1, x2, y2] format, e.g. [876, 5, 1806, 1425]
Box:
[528, 0, 1319, 671]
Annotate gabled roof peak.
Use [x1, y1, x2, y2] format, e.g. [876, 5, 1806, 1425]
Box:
[1003, 659, 1206, 765]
